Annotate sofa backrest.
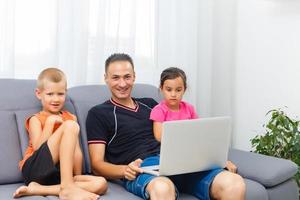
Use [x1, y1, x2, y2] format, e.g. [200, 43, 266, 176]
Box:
[0, 79, 75, 184]
[68, 83, 162, 173]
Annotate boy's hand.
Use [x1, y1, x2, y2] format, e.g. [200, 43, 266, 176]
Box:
[123, 159, 143, 180]
[46, 115, 63, 125]
[225, 160, 237, 173]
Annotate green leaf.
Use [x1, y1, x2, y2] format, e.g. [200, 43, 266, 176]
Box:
[250, 108, 300, 192]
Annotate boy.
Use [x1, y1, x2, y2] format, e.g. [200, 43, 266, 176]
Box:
[14, 68, 107, 200]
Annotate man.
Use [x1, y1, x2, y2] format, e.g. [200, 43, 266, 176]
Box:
[86, 53, 246, 200]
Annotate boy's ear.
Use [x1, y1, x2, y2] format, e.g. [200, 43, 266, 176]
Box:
[35, 88, 42, 100]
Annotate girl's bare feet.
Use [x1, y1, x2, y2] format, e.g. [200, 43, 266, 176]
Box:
[13, 182, 40, 198]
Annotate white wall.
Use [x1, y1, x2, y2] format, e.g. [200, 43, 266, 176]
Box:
[232, 0, 300, 150]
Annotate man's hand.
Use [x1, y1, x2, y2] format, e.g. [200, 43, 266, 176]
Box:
[225, 160, 237, 173]
[123, 159, 143, 180]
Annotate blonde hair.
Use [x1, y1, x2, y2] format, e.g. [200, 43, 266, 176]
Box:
[37, 68, 67, 90]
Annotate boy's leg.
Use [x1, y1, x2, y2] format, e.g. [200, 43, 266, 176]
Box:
[13, 182, 60, 198]
[47, 120, 78, 184]
[74, 175, 108, 195]
[14, 175, 107, 198]
[73, 139, 83, 175]
[47, 120, 99, 200]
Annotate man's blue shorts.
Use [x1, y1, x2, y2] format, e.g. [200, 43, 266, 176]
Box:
[122, 155, 223, 200]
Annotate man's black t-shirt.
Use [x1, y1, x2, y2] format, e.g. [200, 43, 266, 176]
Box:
[86, 98, 160, 165]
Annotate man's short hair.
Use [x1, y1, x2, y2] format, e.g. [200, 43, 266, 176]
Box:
[37, 67, 67, 90]
[105, 53, 134, 73]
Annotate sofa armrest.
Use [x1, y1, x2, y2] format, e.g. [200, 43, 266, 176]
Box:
[228, 148, 298, 187]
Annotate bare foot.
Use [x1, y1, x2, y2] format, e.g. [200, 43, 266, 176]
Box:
[59, 184, 100, 200]
[13, 182, 40, 198]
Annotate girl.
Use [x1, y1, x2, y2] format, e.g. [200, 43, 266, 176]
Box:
[150, 67, 197, 142]
[150, 67, 237, 173]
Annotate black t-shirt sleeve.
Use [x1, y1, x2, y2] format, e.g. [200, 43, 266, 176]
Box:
[148, 98, 158, 108]
[86, 106, 110, 145]
[138, 98, 158, 109]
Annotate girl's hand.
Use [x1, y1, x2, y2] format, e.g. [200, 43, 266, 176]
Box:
[225, 160, 237, 173]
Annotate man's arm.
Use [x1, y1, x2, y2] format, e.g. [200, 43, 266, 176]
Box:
[89, 143, 143, 180]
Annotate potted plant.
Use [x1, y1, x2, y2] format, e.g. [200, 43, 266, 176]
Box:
[250, 109, 300, 188]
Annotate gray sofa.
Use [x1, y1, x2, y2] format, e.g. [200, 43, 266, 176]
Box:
[0, 79, 298, 200]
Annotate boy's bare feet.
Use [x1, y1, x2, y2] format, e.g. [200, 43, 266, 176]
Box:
[13, 182, 40, 198]
[59, 184, 100, 200]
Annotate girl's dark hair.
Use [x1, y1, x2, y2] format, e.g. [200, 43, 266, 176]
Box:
[160, 67, 187, 90]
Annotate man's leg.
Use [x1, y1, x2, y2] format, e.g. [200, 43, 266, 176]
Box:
[178, 168, 245, 200]
[146, 176, 176, 200]
[124, 156, 177, 200]
[210, 171, 245, 200]
[47, 120, 99, 200]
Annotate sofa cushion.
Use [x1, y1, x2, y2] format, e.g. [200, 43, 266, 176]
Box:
[0, 111, 23, 184]
[244, 178, 268, 200]
[267, 179, 299, 200]
[15, 108, 41, 156]
[0, 79, 38, 110]
[228, 148, 298, 187]
[0, 79, 75, 113]
[68, 84, 162, 106]
[70, 102, 97, 173]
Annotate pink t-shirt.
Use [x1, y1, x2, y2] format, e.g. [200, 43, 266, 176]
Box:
[150, 100, 198, 122]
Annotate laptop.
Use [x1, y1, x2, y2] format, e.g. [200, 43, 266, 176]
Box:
[141, 116, 231, 176]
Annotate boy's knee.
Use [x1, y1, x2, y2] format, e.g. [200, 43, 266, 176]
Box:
[96, 177, 108, 194]
[63, 120, 80, 134]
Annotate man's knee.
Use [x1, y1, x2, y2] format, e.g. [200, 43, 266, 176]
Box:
[147, 177, 176, 199]
[211, 171, 246, 199]
[224, 173, 245, 194]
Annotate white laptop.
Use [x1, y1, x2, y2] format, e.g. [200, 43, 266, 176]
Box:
[142, 117, 231, 176]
